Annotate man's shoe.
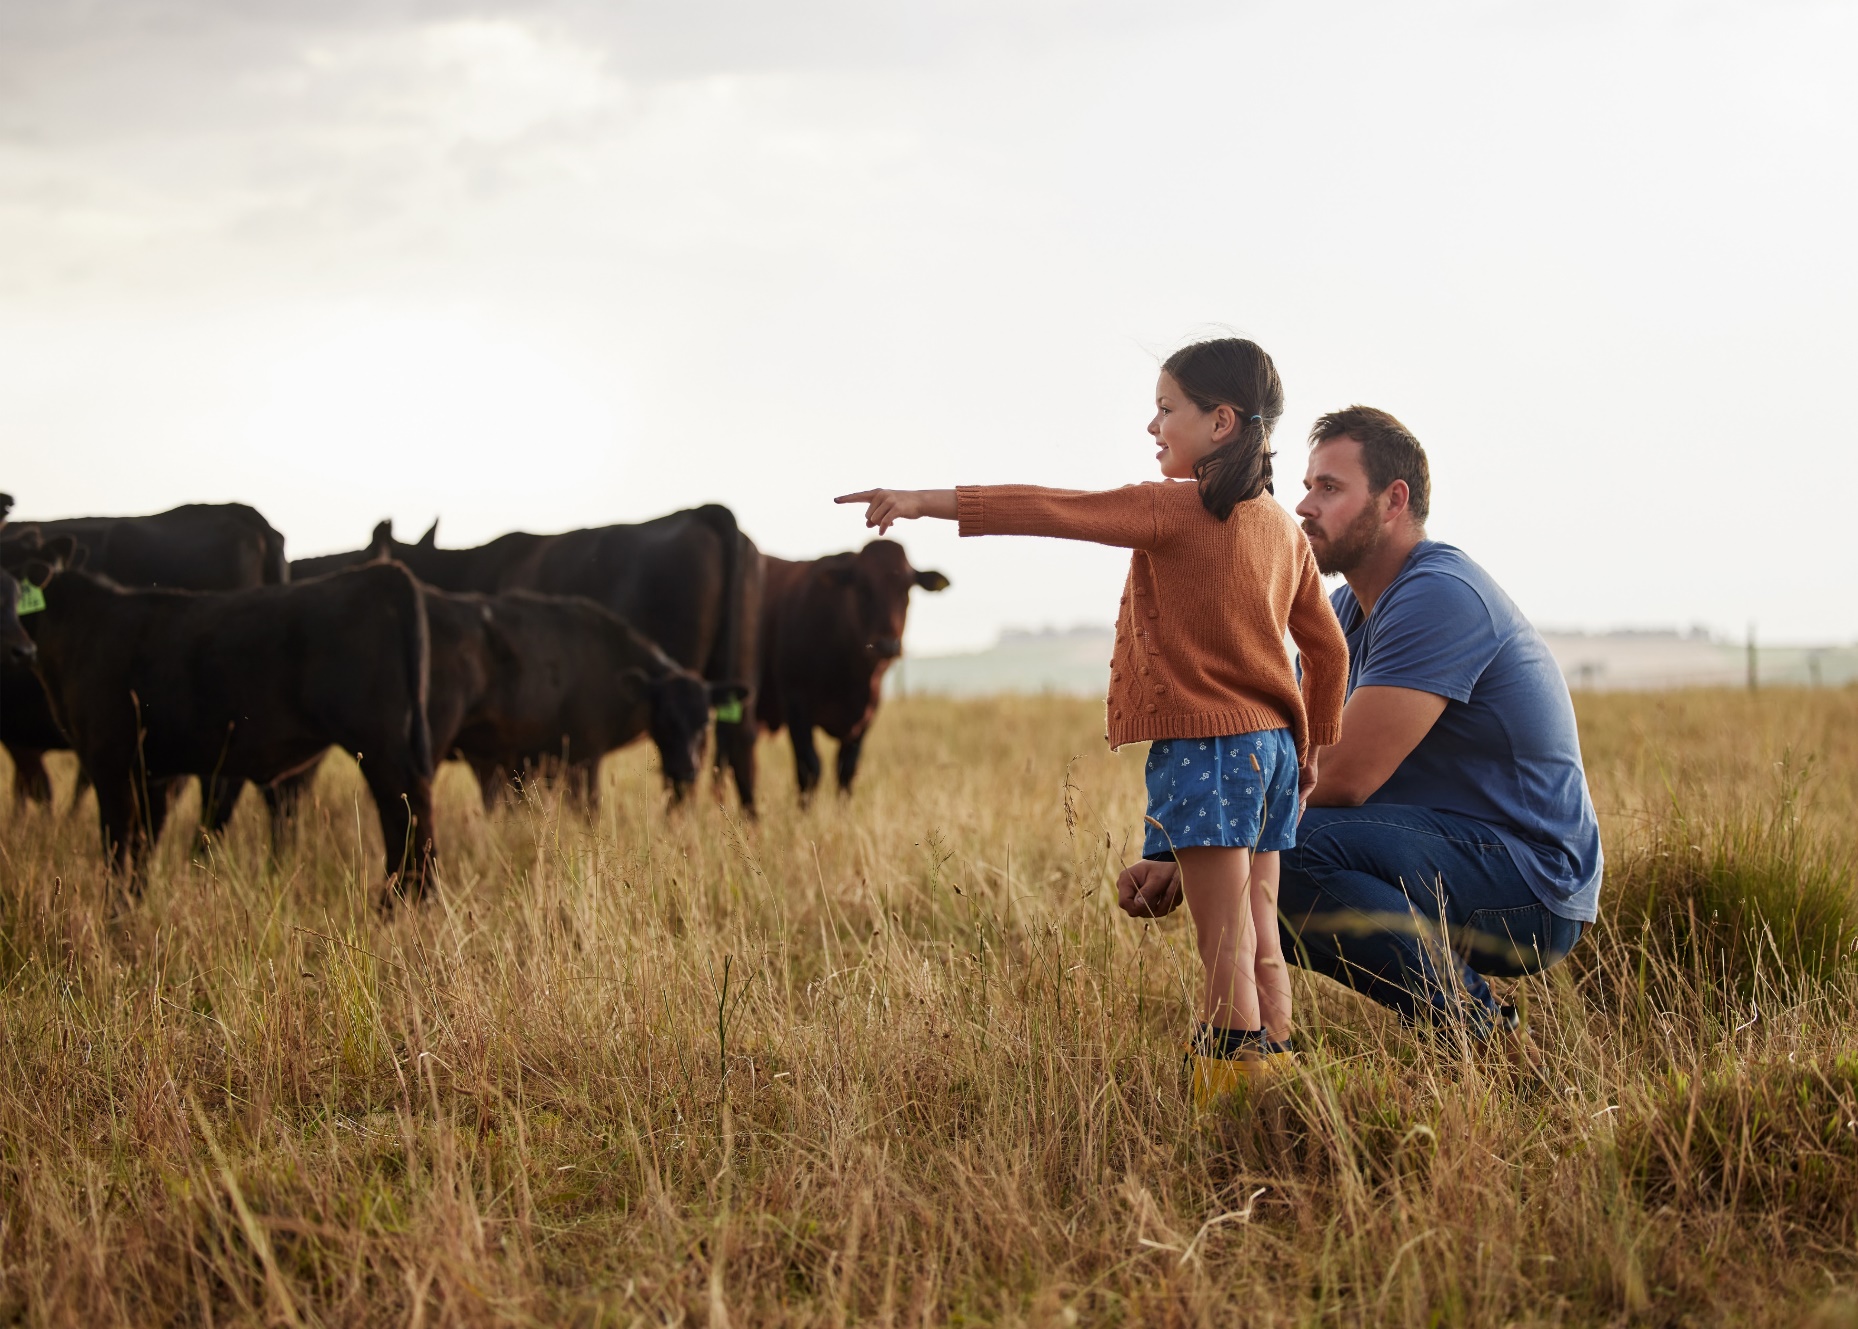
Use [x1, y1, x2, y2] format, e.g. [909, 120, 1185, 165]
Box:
[1496, 1004, 1551, 1087]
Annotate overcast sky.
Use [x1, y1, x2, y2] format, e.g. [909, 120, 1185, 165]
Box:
[3, 0, 1853, 652]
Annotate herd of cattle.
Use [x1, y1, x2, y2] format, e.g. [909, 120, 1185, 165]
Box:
[0, 495, 949, 902]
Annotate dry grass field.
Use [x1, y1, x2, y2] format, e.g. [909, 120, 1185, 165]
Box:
[3, 689, 1858, 1327]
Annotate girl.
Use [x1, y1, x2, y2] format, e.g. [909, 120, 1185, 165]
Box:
[837, 337, 1347, 1109]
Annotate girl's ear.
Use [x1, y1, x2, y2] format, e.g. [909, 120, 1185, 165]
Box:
[1211, 403, 1239, 443]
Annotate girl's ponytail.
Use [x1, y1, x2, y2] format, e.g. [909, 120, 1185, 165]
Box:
[1162, 338, 1285, 522]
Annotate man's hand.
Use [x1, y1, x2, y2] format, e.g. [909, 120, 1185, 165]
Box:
[1116, 858, 1184, 920]
[834, 488, 957, 535]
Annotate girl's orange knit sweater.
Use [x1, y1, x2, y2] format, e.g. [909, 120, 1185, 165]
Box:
[956, 481, 1347, 756]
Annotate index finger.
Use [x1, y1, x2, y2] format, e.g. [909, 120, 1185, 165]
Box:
[834, 491, 879, 504]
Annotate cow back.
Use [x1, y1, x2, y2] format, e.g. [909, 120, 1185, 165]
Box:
[23, 503, 284, 591]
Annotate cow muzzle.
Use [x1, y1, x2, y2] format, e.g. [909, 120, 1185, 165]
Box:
[866, 637, 903, 660]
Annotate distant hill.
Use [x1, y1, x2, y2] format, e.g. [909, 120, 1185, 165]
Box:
[887, 627, 1116, 698]
[888, 626, 1858, 698]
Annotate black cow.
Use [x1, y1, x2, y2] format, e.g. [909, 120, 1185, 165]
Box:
[0, 496, 41, 669]
[1, 501, 287, 808]
[445, 590, 729, 805]
[243, 584, 729, 832]
[756, 540, 948, 801]
[14, 502, 287, 588]
[299, 506, 763, 808]
[9, 549, 435, 900]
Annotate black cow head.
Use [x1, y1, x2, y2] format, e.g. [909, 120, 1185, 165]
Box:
[0, 494, 31, 664]
[629, 664, 738, 799]
[818, 539, 950, 662]
[0, 562, 33, 665]
[0, 520, 80, 666]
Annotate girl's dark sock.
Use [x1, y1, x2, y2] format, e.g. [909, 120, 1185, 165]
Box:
[1193, 1022, 1269, 1059]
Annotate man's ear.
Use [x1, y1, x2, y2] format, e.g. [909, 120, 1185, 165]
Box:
[914, 569, 950, 592]
[1383, 479, 1411, 522]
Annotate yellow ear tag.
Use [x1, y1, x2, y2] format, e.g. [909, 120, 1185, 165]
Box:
[16, 583, 45, 616]
[713, 697, 744, 724]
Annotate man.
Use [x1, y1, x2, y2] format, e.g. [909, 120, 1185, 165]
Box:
[1117, 407, 1601, 1034]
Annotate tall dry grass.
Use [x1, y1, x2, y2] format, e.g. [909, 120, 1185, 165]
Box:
[2, 688, 1857, 1326]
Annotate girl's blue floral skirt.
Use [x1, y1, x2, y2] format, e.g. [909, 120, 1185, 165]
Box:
[1142, 728, 1299, 860]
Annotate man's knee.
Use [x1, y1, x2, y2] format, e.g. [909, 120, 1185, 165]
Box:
[1283, 807, 1364, 877]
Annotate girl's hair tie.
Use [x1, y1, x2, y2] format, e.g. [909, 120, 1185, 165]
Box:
[1249, 413, 1262, 423]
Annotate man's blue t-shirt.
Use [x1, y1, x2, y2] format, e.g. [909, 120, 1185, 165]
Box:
[1331, 542, 1604, 922]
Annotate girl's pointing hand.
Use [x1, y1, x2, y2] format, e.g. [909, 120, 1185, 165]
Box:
[835, 489, 956, 535]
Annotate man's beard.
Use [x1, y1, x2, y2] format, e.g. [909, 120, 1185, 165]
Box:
[1305, 503, 1383, 576]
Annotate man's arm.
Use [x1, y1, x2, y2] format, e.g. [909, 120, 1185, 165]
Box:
[1305, 685, 1448, 807]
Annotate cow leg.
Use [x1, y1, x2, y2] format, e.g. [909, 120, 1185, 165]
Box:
[366, 764, 436, 906]
[91, 767, 148, 887]
[567, 760, 597, 812]
[787, 711, 823, 805]
[262, 765, 318, 853]
[713, 719, 758, 816]
[469, 757, 508, 811]
[483, 758, 520, 810]
[5, 746, 54, 809]
[834, 731, 866, 797]
[194, 775, 240, 853]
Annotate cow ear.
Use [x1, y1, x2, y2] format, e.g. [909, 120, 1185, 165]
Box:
[369, 520, 395, 557]
[913, 569, 950, 592]
[418, 520, 439, 548]
[43, 535, 80, 569]
[708, 682, 748, 705]
[21, 558, 55, 587]
[0, 492, 11, 530]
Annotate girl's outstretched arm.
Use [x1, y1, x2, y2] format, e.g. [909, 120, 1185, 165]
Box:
[836, 489, 957, 535]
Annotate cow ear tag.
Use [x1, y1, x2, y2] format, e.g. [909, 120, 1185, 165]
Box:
[713, 697, 744, 724]
[16, 582, 45, 615]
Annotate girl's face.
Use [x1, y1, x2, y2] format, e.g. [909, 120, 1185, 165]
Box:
[1148, 371, 1235, 479]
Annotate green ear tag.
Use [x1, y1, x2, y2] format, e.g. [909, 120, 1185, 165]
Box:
[713, 697, 744, 725]
[15, 583, 45, 616]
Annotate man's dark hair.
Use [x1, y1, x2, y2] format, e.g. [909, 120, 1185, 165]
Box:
[1308, 406, 1430, 526]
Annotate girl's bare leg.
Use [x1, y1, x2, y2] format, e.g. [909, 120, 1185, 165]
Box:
[1248, 850, 1292, 1044]
[1174, 846, 1260, 1032]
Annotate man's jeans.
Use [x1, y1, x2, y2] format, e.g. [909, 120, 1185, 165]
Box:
[1277, 805, 1585, 1031]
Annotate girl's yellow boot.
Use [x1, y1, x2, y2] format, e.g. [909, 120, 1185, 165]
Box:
[1190, 1052, 1269, 1113]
